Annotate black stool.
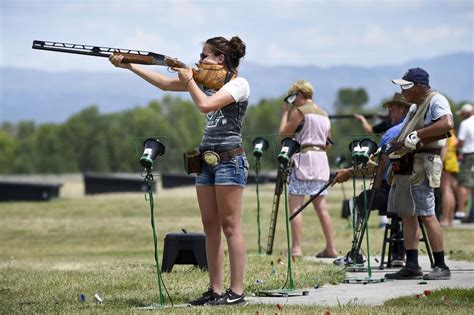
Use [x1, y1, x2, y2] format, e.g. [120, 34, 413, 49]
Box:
[161, 232, 207, 272]
[379, 216, 434, 270]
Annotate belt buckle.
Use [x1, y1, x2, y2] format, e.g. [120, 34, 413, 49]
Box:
[202, 150, 220, 166]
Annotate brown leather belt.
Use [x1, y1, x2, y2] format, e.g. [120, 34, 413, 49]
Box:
[218, 146, 245, 160]
[201, 146, 244, 166]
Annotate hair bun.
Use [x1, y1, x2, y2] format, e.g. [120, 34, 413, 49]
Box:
[229, 36, 246, 59]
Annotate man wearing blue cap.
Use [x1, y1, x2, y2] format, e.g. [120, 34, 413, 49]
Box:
[332, 92, 412, 267]
[385, 67, 453, 280]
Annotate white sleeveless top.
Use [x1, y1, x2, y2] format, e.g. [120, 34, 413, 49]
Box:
[291, 103, 331, 181]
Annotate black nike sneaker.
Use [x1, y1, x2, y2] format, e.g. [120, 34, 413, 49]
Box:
[206, 289, 246, 306]
[188, 288, 221, 306]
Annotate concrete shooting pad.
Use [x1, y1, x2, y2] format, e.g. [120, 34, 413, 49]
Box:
[248, 255, 474, 306]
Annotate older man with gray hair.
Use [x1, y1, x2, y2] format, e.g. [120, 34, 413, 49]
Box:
[385, 67, 453, 280]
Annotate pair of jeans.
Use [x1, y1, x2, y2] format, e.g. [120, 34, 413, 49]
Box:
[196, 154, 248, 188]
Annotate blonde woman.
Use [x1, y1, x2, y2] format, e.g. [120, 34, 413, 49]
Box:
[279, 80, 337, 258]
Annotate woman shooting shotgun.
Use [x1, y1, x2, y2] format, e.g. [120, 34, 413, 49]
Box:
[110, 36, 249, 306]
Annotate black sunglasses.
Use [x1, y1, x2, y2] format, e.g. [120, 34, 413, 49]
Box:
[200, 51, 224, 60]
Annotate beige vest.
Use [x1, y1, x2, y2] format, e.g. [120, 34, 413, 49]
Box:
[395, 91, 446, 149]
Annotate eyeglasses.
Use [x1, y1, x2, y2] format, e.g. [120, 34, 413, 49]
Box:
[200, 51, 225, 60]
[388, 105, 402, 112]
[400, 82, 415, 90]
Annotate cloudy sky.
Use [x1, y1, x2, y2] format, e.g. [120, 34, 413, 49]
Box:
[1, 0, 473, 72]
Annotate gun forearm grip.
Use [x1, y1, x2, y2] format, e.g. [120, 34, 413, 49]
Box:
[165, 58, 186, 68]
[115, 53, 154, 65]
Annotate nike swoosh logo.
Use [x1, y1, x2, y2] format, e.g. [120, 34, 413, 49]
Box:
[226, 297, 242, 303]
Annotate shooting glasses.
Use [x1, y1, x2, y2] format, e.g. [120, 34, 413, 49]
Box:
[284, 93, 298, 104]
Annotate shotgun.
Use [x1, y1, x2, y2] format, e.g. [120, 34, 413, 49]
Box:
[383, 132, 451, 155]
[32, 40, 186, 68]
[328, 114, 378, 120]
[32, 40, 235, 89]
[289, 173, 336, 221]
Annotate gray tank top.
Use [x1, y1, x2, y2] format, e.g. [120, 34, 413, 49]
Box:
[200, 88, 248, 150]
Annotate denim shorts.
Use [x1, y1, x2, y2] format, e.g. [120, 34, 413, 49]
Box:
[196, 154, 249, 187]
[388, 179, 435, 216]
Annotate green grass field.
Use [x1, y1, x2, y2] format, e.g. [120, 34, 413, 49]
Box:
[1, 175, 473, 314]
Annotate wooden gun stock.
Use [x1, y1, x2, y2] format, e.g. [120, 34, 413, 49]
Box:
[113, 53, 186, 68]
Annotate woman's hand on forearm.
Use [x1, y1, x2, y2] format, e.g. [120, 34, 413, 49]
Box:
[109, 54, 132, 70]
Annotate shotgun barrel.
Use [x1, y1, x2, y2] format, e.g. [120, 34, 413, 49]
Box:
[328, 114, 377, 120]
[32, 40, 186, 68]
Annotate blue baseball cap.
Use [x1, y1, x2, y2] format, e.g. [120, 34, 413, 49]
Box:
[392, 67, 430, 88]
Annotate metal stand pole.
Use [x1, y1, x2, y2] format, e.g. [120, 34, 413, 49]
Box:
[344, 163, 386, 284]
[255, 158, 263, 254]
[144, 171, 165, 306]
[258, 166, 308, 297]
[362, 170, 373, 278]
[282, 169, 295, 289]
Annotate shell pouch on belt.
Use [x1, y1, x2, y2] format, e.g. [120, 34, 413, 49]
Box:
[387, 150, 412, 186]
[183, 147, 201, 175]
[411, 153, 442, 188]
[389, 151, 414, 175]
[388, 150, 416, 216]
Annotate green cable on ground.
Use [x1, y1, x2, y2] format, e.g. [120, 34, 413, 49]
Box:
[255, 158, 262, 254]
[145, 172, 165, 306]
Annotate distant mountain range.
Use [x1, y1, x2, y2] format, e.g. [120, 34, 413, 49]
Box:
[1, 51, 472, 123]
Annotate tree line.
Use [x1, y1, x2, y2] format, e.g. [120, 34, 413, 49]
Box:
[0, 89, 467, 174]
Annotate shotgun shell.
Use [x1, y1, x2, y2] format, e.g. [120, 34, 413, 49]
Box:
[94, 293, 103, 303]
